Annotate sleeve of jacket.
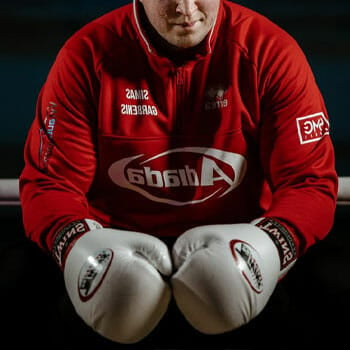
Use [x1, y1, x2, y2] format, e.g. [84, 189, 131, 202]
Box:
[19, 37, 101, 253]
[257, 30, 338, 254]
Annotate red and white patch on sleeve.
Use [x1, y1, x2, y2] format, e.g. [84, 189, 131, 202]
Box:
[296, 112, 330, 144]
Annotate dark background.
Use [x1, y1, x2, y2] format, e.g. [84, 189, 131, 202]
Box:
[0, 1, 349, 347]
[0, 0, 349, 178]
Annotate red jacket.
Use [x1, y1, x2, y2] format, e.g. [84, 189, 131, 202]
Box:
[19, 0, 338, 256]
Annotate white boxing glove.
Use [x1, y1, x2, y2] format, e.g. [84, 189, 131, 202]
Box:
[51, 219, 172, 344]
[171, 218, 298, 335]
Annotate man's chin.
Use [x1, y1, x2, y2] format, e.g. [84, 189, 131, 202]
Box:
[169, 35, 204, 49]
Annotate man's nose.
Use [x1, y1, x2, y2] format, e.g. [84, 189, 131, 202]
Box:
[176, 0, 198, 16]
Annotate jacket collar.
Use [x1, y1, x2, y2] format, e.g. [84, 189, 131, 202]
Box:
[132, 0, 223, 58]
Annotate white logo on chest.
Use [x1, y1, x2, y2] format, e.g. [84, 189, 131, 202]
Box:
[108, 147, 247, 206]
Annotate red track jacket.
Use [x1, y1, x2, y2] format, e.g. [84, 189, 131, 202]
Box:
[19, 0, 338, 257]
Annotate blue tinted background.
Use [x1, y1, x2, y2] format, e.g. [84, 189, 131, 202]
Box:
[1, 0, 349, 176]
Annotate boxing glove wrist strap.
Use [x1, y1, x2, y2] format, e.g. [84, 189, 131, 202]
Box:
[252, 217, 298, 277]
[52, 218, 103, 269]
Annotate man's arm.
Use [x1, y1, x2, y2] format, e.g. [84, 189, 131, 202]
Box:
[258, 34, 338, 254]
[19, 39, 100, 253]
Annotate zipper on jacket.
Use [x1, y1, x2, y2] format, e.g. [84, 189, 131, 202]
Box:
[174, 67, 185, 132]
[176, 69, 185, 86]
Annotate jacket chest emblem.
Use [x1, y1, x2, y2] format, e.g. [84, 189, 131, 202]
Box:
[204, 86, 228, 111]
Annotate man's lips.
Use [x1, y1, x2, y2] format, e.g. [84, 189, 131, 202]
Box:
[172, 19, 203, 28]
[171, 17, 203, 25]
[181, 21, 197, 27]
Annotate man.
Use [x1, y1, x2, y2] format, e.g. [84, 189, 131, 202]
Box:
[18, 0, 337, 347]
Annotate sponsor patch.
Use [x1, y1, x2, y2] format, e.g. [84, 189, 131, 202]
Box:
[108, 147, 247, 206]
[256, 218, 297, 270]
[44, 101, 57, 139]
[39, 101, 57, 171]
[78, 249, 113, 301]
[204, 86, 228, 110]
[120, 88, 158, 116]
[230, 239, 263, 293]
[38, 129, 54, 172]
[296, 112, 329, 144]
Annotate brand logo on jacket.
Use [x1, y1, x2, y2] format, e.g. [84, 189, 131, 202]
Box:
[204, 86, 228, 110]
[296, 112, 330, 144]
[39, 101, 57, 171]
[108, 147, 247, 206]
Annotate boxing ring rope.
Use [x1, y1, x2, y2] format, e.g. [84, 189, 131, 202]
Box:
[0, 178, 20, 206]
[337, 176, 350, 205]
[0, 177, 349, 206]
